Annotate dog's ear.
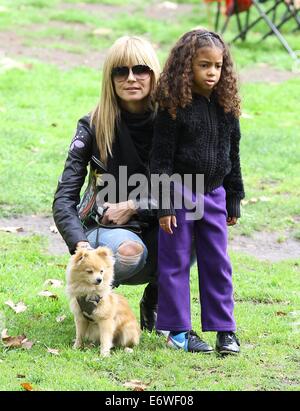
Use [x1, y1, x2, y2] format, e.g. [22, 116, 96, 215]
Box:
[95, 246, 113, 258]
[73, 249, 88, 264]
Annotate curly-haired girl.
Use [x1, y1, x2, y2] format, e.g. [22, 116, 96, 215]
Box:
[150, 29, 245, 354]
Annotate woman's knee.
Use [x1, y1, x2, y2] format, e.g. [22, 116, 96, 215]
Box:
[114, 240, 148, 277]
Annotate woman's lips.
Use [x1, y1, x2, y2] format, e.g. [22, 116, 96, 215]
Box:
[205, 80, 215, 86]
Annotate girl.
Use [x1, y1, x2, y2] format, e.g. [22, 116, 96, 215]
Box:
[150, 29, 245, 354]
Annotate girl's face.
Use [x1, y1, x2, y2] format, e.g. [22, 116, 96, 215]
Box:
[112, 65, 152, 113]
[192, 46, 223, 98]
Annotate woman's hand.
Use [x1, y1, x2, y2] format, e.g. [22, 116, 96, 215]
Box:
[227, 217, 238, 226]
[101, 200, 137, 225]
[159, 215, 177, 234]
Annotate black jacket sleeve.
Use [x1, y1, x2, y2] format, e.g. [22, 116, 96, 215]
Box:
[223, 117, 245, 218]
[52, 116, 93, 254]
[150, 109, 178, 218]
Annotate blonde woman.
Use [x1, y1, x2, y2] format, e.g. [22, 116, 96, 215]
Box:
[53, 36, 161, 331]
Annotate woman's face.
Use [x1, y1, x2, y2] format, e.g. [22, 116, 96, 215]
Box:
[112, 65, 152, 112]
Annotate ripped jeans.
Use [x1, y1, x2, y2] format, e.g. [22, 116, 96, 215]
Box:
[86, 225, 159, 287]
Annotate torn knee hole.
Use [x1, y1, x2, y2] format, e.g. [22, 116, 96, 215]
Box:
[117, 241, 144, 263]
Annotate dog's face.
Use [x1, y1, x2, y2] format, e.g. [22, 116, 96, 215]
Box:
[68, 246, 115, 290]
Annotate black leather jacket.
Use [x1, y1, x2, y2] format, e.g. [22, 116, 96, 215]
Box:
[52, 115, 157, 254]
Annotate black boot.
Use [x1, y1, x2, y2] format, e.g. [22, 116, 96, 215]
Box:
[140, 283, 158, 332]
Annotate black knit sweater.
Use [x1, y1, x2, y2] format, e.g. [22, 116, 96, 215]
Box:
[150, 93, 245, 218]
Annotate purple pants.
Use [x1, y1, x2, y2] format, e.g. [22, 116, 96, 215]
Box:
[156, 186, 236, 332]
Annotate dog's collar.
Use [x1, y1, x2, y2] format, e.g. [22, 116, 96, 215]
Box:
[76, 295, 102, 322]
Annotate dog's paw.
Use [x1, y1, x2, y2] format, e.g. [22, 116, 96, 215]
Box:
[73, 342, 83, 350]
[100, 350, 111, 357]
[124, 347, 133, 354]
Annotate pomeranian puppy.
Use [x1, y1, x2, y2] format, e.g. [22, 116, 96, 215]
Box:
[66, 246, 140, 357]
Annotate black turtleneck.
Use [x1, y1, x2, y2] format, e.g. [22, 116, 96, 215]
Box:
[120, 109, 154, 166]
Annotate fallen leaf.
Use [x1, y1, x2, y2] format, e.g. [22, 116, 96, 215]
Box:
[50, 224, 58, 234]
[17, 374, 26, 378]
[276, 311, 287, 316]
[241, 112, 253, 119]
[157, 1, 178, 10]
[43, 279, 63, 288]
[21, 382, 34, 391]
[92, 28, 112, 36]
[123, 380, 149, 391]
[1, 328, 9, 339]
[0, 57, 30, 73]
[5, 300, 27, 314]
[2, 334, 26, 348]
[0, 226, 24, 233]
[21, 338, 34, 349]
[47, 347, 60, 356]
[38, 290, 58, 299]
[56, 315, 66, 323]
[259, 196, 271, 202]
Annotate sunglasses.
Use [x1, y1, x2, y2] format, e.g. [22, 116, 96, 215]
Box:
[112, 65, 152, 82]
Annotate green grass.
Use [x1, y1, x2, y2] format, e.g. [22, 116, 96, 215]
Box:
[0, 234, 299, 391]
[0, 0, 300, 391]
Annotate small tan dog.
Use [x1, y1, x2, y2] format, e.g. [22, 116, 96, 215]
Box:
[66, 246, 140, 357]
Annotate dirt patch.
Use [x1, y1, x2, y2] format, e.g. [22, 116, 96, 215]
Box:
[229, 230, 300, 262]
[59, 1, 135, 16]
[240, 64, 300, 84]
[0, 215, 299, 260]
[144, 2, 194, 21]
[0, 31, 106, 70]
[0, 215, 68, 255]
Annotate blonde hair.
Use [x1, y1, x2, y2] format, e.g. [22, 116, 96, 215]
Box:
[90, 36, 161, 164]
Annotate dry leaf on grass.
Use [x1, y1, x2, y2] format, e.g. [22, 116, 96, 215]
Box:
[92, 28, 112, 36]
[5, 300, 27, 313]
[123, 380, 149, 391]
[0, 57, 31, 73]
[241, 196, 271, 207]
[1, 330, 34, 349]
[49, 224, 58, 234]
[38, 290, 58, 299]
[47, 347, 60, 356]
[56, 315, 66, 323]
[157, 2, 178, 10]
[0, 226, 24, 233]
[21, 382, 34, 391]
[276, 311, 287, 316]
[43, 279, 64, 288]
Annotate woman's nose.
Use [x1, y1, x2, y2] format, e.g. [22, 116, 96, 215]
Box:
[127, 68, 136, 81]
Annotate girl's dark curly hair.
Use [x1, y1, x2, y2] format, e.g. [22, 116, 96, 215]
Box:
[155, 29, 241, 118]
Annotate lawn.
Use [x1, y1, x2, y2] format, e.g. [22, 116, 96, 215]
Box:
[0, 0, 299, 391]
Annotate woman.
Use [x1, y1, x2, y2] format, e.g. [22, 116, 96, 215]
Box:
[53, 36, 161, 331]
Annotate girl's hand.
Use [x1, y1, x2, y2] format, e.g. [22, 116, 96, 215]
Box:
[227, 217, 238, 226]
[101, 200, 137, 225]
[159, 215, 177, 234]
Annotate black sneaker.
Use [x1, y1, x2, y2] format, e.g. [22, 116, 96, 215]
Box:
[167, 330, 213, 353]
[216, 332, 240, 355]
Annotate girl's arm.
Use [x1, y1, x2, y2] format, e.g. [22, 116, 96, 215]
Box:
[223, 117, 245, 218]
[52, 116, 93, 254]
[150, 109, 178, 218]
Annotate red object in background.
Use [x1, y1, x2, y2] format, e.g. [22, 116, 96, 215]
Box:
[225, 0, 252, 15]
